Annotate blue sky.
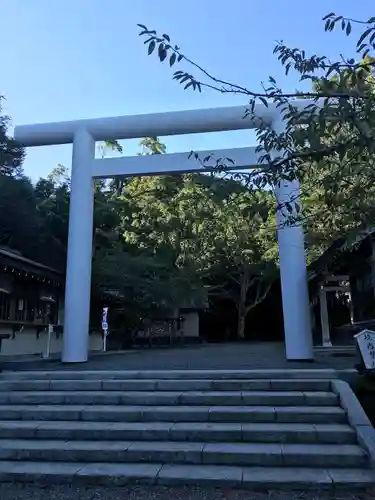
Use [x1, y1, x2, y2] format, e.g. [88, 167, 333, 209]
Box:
[2, 0, 373, 181]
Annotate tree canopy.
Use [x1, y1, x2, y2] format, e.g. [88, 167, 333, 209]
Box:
[0, 97, 24, 178]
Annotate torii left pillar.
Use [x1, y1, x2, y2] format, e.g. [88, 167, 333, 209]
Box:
[62, 129, 95, 363]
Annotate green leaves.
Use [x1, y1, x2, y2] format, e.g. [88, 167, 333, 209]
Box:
[285, 202, 293, 214]
[173, 71, 202, 92]
[138, 24, 207, 93]
[357, 28, 373, 48]
[322, 13, 353, 35]
[0, 99, 25, 178]
[148, 40, 156, 55]
[102, 139, 123, 155]
[158, 43, 167, 62]
[169, 52, 176, 67]
[139, 24, 185, 69]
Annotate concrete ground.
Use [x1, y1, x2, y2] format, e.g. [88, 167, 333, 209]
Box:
[3, 342, 359, 372]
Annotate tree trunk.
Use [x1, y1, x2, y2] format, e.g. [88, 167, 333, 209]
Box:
[237, 268, 249, 339]
[237, 312, 246, 339]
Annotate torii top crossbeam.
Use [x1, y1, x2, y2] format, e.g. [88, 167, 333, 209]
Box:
[14, 100, 317, 147]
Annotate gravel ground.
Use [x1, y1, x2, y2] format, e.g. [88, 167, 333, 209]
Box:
[3, 342, 359, 372]
[1, 485, 374, 500]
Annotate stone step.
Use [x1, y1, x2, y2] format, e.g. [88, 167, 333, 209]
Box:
[0, 371, 371, 490]
[0, 378, 332, 392]
[0, 421, 357, 444]
[0, 369, 345, 381]
[0, 404, 347, 423]
[0, 439, 367, 468]
[0, 390, 338, 406]
[0, 461, 373, 490]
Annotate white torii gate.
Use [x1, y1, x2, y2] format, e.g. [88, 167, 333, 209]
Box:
[14, 102, 314, 363]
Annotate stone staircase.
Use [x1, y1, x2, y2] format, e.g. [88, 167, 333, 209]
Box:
[0, 369, 373, 491]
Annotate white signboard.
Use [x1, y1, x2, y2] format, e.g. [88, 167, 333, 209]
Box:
[102, 307, 108, 324]
[354, 329, 375, 370]
[101, 307, 109, 352]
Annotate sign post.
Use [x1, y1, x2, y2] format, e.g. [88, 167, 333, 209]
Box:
[42, 324, 53, 359]
[354, 329, 375, 370]
[101, 307, 109, 352]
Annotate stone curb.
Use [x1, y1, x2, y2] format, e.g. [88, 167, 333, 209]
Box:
[1, 368, 358, 379]
[331, 379, 375, 468]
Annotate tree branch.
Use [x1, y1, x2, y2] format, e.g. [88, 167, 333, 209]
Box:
[245, 281, 273, 314]
[138, 26, 372, 101]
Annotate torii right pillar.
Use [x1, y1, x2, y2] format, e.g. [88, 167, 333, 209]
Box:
[273, 118, 314, 361]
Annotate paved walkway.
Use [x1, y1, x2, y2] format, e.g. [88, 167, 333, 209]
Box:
[3, 342, 359, 372]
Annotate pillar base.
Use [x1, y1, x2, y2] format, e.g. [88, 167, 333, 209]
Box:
[61, 360, 88, 364]
[287, 358, 315, 363]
